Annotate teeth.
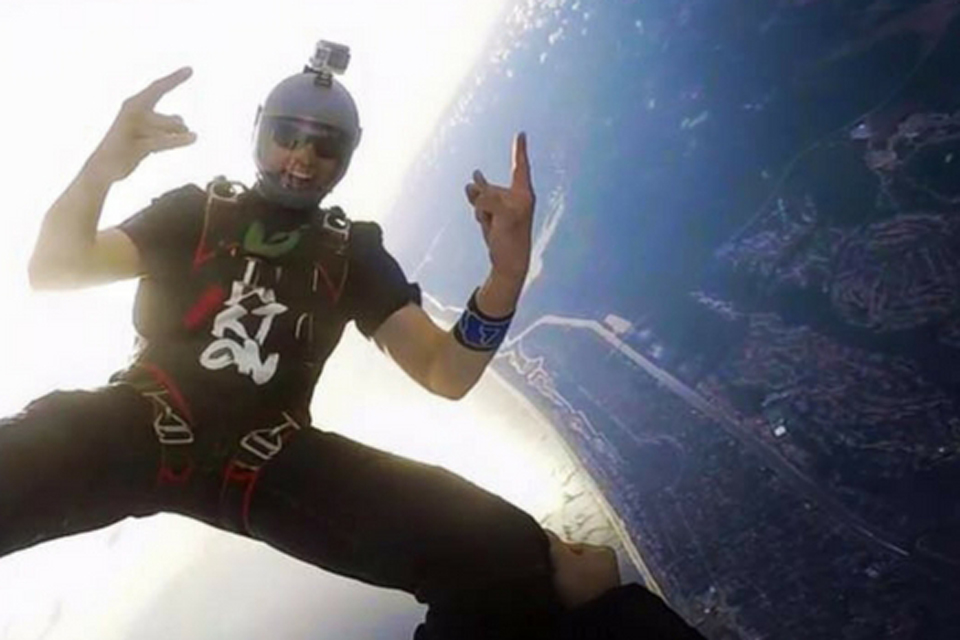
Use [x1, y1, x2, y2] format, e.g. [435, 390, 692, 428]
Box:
[284, 167, 313, 179]
[281, 172, 313, 190]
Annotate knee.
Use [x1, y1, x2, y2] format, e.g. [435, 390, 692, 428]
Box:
[544, 529, 622, 609]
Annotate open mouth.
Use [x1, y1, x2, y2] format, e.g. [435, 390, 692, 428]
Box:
[279, 168, 315, 190]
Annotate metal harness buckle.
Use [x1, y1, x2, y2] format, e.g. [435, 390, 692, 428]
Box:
[145, 391, 195, 445]
[239, 412, 302, 463]
[320, 207, 351, 256]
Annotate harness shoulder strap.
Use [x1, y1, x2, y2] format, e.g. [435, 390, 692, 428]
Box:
[192, 176, 248, 267]
[319, 206, 352, 256]
[201, 177, 352, 259]
[206, 175, 248, 205]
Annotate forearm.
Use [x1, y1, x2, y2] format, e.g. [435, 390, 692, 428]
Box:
[428, 269, 525, 399]
[30, 155, 116, 271]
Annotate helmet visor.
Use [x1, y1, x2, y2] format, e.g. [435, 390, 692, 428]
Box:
[259, 117, 353, 160]
[254, 116, 355, 199]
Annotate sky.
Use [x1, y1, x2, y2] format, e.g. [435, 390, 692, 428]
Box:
[0, 1, 602, 638]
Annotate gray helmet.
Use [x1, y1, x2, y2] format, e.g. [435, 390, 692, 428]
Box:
[252, 71, 362, 209]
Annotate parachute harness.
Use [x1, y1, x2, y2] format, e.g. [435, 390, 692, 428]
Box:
[134, 363, 305, 536]
[129, 175, 348, 536]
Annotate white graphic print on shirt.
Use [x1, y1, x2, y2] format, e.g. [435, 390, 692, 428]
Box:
[199, 259, 288, 385]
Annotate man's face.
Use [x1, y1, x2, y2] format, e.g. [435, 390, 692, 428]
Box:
[259, 118, 345, 194]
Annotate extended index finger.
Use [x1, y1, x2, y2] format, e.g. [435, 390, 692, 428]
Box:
[510, 131, 532, 192]
[129, 66, 193, 111]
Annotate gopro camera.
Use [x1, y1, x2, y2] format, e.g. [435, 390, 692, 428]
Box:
[307, 40, 350, 77]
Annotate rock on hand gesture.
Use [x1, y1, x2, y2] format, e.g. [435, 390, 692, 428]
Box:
[90, 67, 197, 182]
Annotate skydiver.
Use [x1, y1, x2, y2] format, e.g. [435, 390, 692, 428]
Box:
[2, 44, 705, 639]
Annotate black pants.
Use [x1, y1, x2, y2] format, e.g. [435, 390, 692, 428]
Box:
[0, 384, 564, 638]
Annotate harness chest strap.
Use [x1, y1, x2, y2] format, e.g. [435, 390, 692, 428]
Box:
[202, 175, 352, 260]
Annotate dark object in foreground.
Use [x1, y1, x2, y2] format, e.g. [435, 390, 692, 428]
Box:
[558, 583, 707, 639]
[415, 582, 708, 639]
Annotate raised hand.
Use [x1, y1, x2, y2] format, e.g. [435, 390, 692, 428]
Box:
[465, 132, 536, 280]
[89, 67, 197, 182]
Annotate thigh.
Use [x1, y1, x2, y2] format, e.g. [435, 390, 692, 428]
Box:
[0, 385, 161, 557]
[247, 427, 557, 606]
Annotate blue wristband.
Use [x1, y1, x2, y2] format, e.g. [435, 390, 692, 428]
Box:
[453, 289, 514, 352]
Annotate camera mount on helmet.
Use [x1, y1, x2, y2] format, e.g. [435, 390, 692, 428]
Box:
[305, 40, 351, 88]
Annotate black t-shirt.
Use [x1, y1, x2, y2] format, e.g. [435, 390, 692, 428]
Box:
[113, 182, 420, 426]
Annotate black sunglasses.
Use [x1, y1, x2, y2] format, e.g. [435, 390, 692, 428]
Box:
[271, 120, 349, 159]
